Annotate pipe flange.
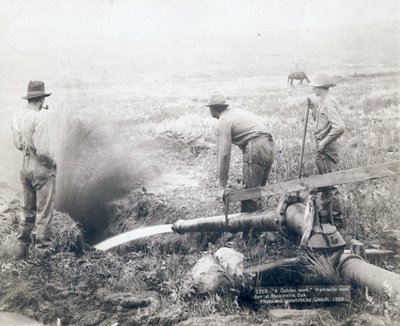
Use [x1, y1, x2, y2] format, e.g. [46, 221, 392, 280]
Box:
[275, 195, 302, 240]
[171, 220, 184, 234]
[337, 253, 364, 278]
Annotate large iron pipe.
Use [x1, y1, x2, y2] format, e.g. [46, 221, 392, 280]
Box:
[172, 209, 278, 234]
[339, 254, 400, 296]
[172, 199, 345, 252]
[172, 201, 309, 238]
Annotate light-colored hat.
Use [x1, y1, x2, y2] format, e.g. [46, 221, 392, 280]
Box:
[22, 81, 52, 99]
[310, 73, 336, 88]
[205, 91, 229, 107]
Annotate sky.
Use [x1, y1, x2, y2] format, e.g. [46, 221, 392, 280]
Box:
[0, 0, 399, 41]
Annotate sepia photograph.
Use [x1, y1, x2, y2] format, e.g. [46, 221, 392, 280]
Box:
[0, 0, 399, 325]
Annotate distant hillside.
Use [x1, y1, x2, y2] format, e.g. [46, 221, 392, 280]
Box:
[0, 20, 398, 86]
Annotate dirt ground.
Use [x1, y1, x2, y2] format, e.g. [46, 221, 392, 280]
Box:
[1, 160, 400, 326]
[1, 104, 400, 325]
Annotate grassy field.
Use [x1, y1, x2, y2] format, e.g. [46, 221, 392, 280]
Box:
[0, 42, 400, 324]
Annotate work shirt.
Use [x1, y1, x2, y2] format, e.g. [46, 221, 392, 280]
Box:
[11, 104, 55, 164]
[313, 95, 345, 148]
[216, 108, 270, 187]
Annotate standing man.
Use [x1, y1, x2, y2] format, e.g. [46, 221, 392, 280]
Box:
[12, 81, 56, 259]
[309, 73, 345, 226]
[206, 91, 274, 213]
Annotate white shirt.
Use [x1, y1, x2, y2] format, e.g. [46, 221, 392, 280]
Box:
[11, 104, 55, 161]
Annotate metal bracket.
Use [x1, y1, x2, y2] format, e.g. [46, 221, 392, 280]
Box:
[348, 239, 366, 259]
[224, 190, 230, 224]
[275, 195, 302, 240]
[300, 190, 318, 247]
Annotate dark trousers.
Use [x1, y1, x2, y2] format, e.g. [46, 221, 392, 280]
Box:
[241, 136, 274, 213]
[315, 142, 341, 216]
[18, 155, 56, 248]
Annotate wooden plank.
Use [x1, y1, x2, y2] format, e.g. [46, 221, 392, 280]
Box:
[228, 160, 400, 202]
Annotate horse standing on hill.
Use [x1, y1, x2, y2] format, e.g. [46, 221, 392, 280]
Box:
[287, 71, 310, 86]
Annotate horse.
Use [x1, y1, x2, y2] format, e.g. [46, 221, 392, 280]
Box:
[287, 71, 310, 86]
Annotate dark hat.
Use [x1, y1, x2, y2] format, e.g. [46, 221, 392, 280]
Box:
[22, 81, 52, 99]
[205, 91, 229, 107]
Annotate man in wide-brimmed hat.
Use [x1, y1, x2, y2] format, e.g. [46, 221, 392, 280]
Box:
[206, 91, 274, 213]
[309, 73, 345, 227]
[12, 81, 56, 259]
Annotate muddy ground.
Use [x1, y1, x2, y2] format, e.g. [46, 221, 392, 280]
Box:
[1, 135, 400, 326]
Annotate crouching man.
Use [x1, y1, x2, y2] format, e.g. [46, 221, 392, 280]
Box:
[206, 91, 274, 213]
[12, 81, 57, 259]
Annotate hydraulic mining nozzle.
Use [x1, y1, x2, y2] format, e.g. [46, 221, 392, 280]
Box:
[276, 194, 345, 266]
[172, 192, 345, 265]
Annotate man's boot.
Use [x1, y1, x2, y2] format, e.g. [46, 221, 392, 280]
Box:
[17, 243, 30, 260]
[331, 196, 345, 230]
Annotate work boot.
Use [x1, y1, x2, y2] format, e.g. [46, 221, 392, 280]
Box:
[318, 209, 329, 223]
[33, 245, 53, 260]
[333, 214, 346, 230]
[16, 243, 30, 260]
[241, 230, 248, 240]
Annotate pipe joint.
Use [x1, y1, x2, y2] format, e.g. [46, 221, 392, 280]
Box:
[275, 195, 302, 240]
[171, 220, 185, 234]
[337, 253, 364, 278]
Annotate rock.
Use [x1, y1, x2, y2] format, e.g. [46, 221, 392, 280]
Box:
[191, 248, 246, 294]
[191, 255, 231, 293]
[214, 247, 244, 276]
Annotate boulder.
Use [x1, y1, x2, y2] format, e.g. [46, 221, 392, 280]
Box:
[191, 255, 230, 293]
[191, 248, 245, 293]
[214, 247, 244, 276]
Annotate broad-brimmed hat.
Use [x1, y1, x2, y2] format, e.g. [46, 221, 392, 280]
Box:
[22, 81, 52, 99]
[310, 73, 336, 88]
[205, 91, 229, 107]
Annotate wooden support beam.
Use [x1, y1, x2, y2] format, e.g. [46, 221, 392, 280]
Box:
[228, 160, 400, 202]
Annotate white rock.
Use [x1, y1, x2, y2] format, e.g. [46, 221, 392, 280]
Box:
[191, 255, 227, 293]
[214, 247, 244, 276]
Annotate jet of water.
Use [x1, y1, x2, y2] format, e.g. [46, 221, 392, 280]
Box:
[93, 224, 173, 251]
